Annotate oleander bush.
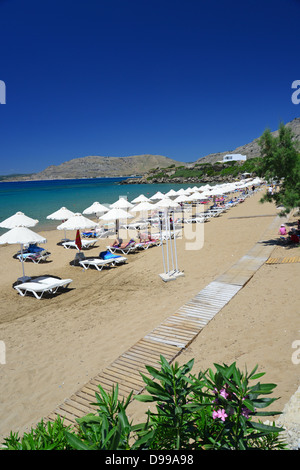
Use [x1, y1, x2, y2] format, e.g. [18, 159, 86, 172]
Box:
[2, 356, 287, 450]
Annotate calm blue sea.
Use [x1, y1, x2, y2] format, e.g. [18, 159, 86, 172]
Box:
[0, 178, 195, 233]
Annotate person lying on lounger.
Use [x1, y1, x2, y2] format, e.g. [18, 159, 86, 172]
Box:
[111, 237, 123, 247]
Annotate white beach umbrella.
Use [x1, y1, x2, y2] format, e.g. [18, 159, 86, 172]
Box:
[176, 188, 189, 195]
[149, 191, 165, 201]
[82, 201, 109, 221]
[0, 211, 38, 229]
[174, 194, 190, 203]
[99, 207, 134, 236]
[130, 201, 154, 213]
[200, 184, 212, 191]
[83, 201, 109, 214]
[0, 226, 47, 281]
[131, 194, 151, 204]
[154, 197, 179, 210]
[165, 189, 177, 197]
[57, 213, 98, 231]
[187, 191, 205, 201]
[207, 187, 224, 196]
[110, 197, 134, 209]
[46, 206, 75, 241]
[46, 206, 75, 221]
[57, 213, 98, 250]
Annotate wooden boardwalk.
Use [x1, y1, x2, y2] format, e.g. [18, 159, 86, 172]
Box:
[46, 214, 288, 428]
[47, 280, 243, 427]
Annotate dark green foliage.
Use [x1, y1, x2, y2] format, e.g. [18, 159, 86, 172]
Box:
[2, 357, 287, 450]
[2, 416, 72, 450]
[258, 123, 300, 213]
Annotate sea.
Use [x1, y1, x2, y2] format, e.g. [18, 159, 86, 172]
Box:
[0, 177, 197, 234]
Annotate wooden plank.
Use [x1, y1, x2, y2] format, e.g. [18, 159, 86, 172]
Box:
[122, 350, 161, 365]
[63, 398, 95, 415]
[137, 337, 180, 354]
[104, 365, 145, 387]
[144, 334, 187, 348]
[153, 325, 195, 340]
[141, 336, 180, 352]
[98, 371, 139, 394]
[129, 344, 162, 360]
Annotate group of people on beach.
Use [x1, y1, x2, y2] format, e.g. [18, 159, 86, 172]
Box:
[278, 220, 300, 244]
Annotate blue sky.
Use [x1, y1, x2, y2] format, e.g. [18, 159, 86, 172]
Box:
[0, 0, 299, 175]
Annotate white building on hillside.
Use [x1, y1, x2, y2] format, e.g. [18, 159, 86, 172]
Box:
[222, 154, 247, 163]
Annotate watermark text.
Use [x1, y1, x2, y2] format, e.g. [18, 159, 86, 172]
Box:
[0, 80, 6, 104]
[291, 80, 300, 105]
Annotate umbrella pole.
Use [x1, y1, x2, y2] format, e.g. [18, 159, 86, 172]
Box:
[18, 243, 31, 282]
[21, 244, 25, 278]
[167, 212, 175, 273]
[158, 212, 166, 273]
[164, 209, 170, 273]
[158, 209, 176, 282]
[173, 226, 179, 272]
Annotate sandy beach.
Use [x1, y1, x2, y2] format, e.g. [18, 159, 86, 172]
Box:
[0, 187, 299, 441]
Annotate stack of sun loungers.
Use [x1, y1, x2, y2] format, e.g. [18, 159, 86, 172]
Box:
[14, 276, 73, 300]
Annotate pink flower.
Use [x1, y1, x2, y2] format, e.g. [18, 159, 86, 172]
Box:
[212, 409, 228, 421]
[219, 387, 229, 399]
[241, 407, 251, 419]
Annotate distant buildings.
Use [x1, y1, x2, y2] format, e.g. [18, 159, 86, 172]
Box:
[222, 154, 247, 163]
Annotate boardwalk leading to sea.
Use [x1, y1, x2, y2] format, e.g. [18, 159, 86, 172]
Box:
[46, 214, 285, 428]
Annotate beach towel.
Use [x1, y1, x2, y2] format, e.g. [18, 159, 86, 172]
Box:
[99, 250, 121, 260]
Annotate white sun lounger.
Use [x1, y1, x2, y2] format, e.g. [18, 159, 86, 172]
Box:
[107, 243, 137, 255]
[79, 258, 116, 271]
[14, 277, 73, 299]
[17, 251, 51, 263]
[62, 240, 96, 249]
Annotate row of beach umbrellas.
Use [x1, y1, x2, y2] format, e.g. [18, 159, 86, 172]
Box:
[0, 178, 263, 281]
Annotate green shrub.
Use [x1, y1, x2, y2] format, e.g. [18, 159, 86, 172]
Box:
[2, 416, 72, 450]
[2, 357, 287, 450]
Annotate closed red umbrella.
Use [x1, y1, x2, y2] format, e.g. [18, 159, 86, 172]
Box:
[75, 229, 82, 251]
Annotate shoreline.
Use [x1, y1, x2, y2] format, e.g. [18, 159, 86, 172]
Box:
[0, 188, 299, 442]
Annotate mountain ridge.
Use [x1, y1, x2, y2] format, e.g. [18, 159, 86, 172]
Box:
[3, 118, 300, 181]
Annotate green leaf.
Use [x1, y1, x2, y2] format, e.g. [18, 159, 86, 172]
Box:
[65, 431, 93, 450]
[145, 366, 173, 386]
[242, 399, 255, 412]
[249, 421, 284, 434]
[134, 394, 156, 402]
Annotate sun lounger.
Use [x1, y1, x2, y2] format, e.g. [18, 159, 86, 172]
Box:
[151, 230, 182, 240]
[107, 240, 137, 255]
[135, 239, 161, 250]
[17, 251, 51, 263]
[99, 250, 127, 265]
[62, 239, 97, 249]
[185, 215, 208, 223]
[75, 250, 127, 270]
[79, 258, 116, 271]
[14, 277, 73, 299]
[81, 229, 115, 239]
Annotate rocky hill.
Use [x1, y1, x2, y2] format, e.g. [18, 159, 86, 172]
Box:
[3, 118, 299, 181]
[24, 154, 185, 180]
[195, 117, 300, 164]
